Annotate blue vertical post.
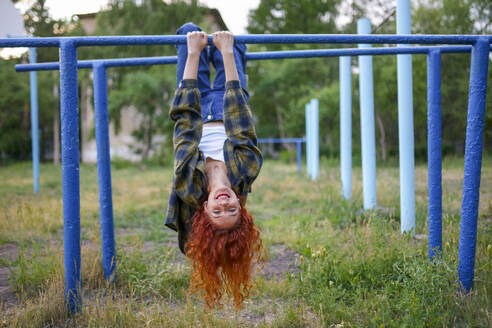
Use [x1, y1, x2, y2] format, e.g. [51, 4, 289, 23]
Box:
[29, 48, 39, 194]
[458, 38, 489, 293]
[357, 18, 377, 210]
[339, 56, 352, 200]
[310, 98, 319, 180]
[296, 140, 302, 174]
[93, 63, 116, 282]
[59, 40, 81, 312]
[305, 103, 312, 177]
[397, 0, 416, 234]
[427, 50, 442, 259]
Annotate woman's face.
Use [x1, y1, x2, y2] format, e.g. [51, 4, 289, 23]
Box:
[204, 186, 241, 230]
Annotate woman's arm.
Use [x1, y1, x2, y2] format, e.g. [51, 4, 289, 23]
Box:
[212, 31, 239, 82]
[170, 31, 209, 205]
[182, 31, 208, 80]
[221, 81, 263, 194]
[213, 32, 263, 192]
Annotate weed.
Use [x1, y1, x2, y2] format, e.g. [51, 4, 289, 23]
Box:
[0, 160, 490, 327]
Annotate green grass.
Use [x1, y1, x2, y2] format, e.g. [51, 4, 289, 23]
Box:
[0, 158, 491, 327]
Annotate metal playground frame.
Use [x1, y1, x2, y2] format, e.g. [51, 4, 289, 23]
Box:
[2, 33, 489, 311]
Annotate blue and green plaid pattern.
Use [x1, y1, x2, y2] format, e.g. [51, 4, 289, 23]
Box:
[165, 79, 263, 253]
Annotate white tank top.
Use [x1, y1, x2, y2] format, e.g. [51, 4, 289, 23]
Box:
[199, 124, 227, 162]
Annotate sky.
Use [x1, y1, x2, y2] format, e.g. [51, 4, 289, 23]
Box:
[199, 0, 261, 34]
[13, 0, 261, 33]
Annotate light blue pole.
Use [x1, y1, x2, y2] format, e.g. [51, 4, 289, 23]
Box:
[93, 63, 116, 282]
[458, 38, 489, 293]
[357, 18, 377, 210]
[310, 98, 319, 180]
[29, 48, 39, 194]
[305, 103, 312, 177]
[339, 56, 352, 200]
[397, 0, 416, 234]
[296, 141, 302, 174]
[427, 50, 442, 259]
[59, 40, 81, 312]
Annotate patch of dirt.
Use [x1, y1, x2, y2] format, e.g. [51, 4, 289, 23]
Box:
[115, 227, 147, 237]
[236, 304, 278, 326]
[261, 244, 301, 280]
[236, 299, 320, 327]
[481, 216, 492, 224]
[0, 243, 19, 310]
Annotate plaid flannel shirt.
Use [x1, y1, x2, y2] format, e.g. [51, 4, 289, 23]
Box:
[165, 79, 263, 253]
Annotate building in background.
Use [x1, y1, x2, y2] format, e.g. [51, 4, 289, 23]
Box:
[0, 0, 26, 57]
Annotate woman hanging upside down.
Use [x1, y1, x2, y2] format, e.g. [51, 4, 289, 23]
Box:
[165, 23, 264, 309]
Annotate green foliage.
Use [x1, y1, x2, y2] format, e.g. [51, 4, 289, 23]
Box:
[247, 0, 342, 160]
[0, 1, 65, 163]
[247, 0, 492, 162]
[23, 0, 66, 62]
[247, 0, 340, 35]
[2, 244, 60, 299]
[298, 221, 462, 326]
[0, 0, 214, 163]
[78, 0, 210, 62]
[108, 67, 175, 160]
[111, 156, 134, 170]
[1, 160, 491, 326]
[116, 243, 189, 301]
[0, 59, 29, 163]
[278, 149, 296, 163]
[3, 0, 492, 163]
[78, 0, 213, 161]
[412, 0, 487, 156]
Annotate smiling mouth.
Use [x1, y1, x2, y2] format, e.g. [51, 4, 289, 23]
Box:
[216, 193, 230, 200]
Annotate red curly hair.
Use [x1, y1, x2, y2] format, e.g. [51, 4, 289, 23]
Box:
[185, 203, 264, 309]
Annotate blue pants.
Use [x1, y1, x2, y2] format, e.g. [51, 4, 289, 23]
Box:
[176, 22, 249, 123]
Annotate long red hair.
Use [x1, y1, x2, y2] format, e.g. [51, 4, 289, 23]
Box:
[185, 203, 264, 309]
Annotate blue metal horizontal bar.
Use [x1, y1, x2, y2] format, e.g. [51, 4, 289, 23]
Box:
[258, 138, 306, 143]
[15, 56, 178, 72]
[0, 37, 60, 47]
[238, 35, 491, 45]
[15, 45, 488, 73]
[99, 56, 177, 67]
[2, 34, 492, 48]
[247, 45, 474, 60]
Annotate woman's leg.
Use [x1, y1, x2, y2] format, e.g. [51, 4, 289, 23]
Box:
[207, 43, 248, 121]
[209, 43, 249, 97]
[176, 23, 211, 94]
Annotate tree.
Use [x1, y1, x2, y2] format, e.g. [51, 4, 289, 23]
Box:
[76, 0, 213, 162]
[413, 0, 492, 156]
[23, 0, 67, 62]
[0, 0, 67, 163]
[0, 59, 29, 164]
[247, 0, 342, 156]
[246, 0, 492, 161]
[108, 67, 175, 160]
[248, 0, 339, 35]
